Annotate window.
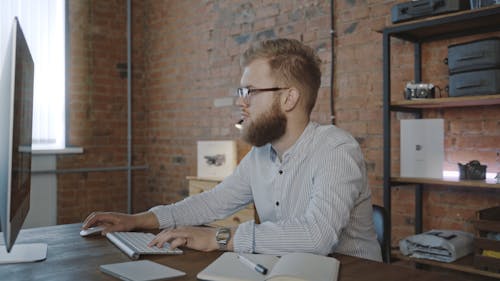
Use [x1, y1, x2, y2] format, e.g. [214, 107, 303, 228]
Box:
[0, 0, 66, 150]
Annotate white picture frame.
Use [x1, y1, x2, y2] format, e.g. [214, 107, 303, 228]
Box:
[197, 140, 237, 180]
[400, 119, 444, 179]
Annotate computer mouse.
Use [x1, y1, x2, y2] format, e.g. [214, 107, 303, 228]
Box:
[80, 226, 105, 237]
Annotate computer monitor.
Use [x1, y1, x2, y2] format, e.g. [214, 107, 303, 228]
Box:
[0, 17, 47, 264]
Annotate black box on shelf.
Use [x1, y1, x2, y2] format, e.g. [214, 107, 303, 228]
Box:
[449, 69, 500, 97]
[391, 0, 470, 23]
[448, 37, 500, 74]
[447, 37, 500, 97]
[477, 0, 500, 8]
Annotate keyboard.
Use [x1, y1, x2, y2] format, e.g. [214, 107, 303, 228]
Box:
[106, 232, 183, 260]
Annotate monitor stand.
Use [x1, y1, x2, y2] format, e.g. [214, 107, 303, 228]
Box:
[0, 243, 47, 264]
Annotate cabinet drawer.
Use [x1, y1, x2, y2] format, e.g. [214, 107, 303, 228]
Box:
[208, 208, 255, 228]
[187, 176, 255, 226]
[188, 179, 220, 195]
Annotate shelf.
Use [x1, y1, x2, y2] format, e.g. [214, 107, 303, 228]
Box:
[391, 176, 500, 189]
[393, 252, 500, 279]
[383, 6, 500, 42]
[390, 94, 500, 110]
[381, 3, 500, 272]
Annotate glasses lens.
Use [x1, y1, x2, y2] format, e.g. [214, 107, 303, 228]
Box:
[237, 87, 249, 98]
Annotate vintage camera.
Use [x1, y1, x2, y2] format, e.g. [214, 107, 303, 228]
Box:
[404, 82, 435, 100]
[458, 160, 487, 180]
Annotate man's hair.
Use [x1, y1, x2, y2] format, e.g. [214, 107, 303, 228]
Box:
[240, 38, 322, 115]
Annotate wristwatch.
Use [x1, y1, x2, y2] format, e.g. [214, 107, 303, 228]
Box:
[215, 227, 231, 251]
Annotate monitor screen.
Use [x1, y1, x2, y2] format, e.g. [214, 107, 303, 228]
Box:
[0, 17, 34, 253]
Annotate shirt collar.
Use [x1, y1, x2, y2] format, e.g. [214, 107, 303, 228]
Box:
[269, 121, 317, 163]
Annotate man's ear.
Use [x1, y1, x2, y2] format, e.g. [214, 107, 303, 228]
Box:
[281, 87, 300, 112]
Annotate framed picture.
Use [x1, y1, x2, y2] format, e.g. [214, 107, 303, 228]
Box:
[197, 140, 237, 179]
[400, 119, 444, 179]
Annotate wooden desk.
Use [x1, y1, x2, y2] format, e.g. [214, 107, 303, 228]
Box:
[1, 223, 458, 281]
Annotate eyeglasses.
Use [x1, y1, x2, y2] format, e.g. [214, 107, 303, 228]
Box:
[236, 87, 288, 102]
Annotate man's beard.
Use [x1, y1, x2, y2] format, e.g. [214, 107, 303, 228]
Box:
[242, 98, 287, 147]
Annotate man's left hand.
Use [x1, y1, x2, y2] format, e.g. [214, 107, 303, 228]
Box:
[148, 226, 233, 252]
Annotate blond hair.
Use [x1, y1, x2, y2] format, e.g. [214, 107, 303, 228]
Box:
[240, 38, 322, 115]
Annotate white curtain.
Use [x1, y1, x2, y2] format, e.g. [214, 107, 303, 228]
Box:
[0, 0, 65, 150]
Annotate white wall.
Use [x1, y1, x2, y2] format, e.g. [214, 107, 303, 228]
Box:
[23, 155, 57, 228]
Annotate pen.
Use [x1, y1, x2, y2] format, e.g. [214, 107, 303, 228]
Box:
[237, 254, 268, 275]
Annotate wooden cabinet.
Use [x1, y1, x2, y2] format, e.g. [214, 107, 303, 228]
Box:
[186, 176, 255, 227]
[381, 5, 500, 277]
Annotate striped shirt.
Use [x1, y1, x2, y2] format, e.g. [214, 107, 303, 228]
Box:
[150, 122, 382, 261]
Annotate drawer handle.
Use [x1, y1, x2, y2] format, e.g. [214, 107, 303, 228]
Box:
[456, 81, 482, 89]
[457, 52, 484, 61]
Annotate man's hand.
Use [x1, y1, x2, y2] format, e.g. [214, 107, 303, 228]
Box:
[148, 226, 235, 252]
[82, 211, 158, 235]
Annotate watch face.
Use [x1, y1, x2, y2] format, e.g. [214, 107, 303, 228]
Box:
[216, 228, 230, 244]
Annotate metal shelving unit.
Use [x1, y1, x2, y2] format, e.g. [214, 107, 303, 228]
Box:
[381, 5, 500, 268]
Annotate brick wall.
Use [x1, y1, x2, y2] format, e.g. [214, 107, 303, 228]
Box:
[57, 0, 130, 223]
[59, 0, 500, 246]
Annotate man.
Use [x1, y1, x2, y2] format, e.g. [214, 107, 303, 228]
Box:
[83, 38, 382, 262]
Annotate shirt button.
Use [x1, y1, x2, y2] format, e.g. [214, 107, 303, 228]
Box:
[275, 201, 279, 206]
[278, 170, 283, 174]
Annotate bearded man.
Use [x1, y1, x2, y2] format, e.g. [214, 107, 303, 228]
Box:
[83, 38, 382, 262]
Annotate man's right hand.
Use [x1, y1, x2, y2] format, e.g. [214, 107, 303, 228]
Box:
[82, 211, 159, 234]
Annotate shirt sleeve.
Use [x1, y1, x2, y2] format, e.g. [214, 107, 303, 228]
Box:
[150, 152, 255, 229]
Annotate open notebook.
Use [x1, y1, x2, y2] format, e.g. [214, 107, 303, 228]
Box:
[197, 252, 340, 281]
